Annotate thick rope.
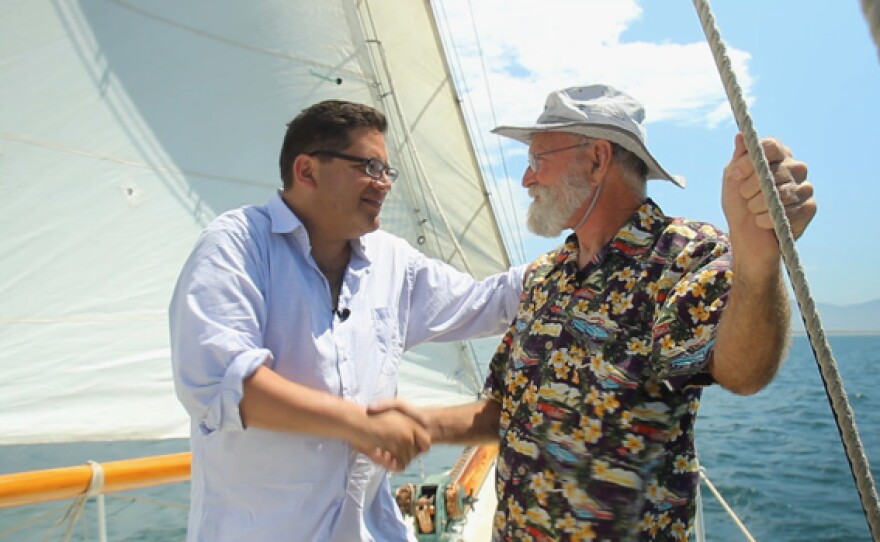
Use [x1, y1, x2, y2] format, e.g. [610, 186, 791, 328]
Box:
[863, 0, 880, 61]
[691, 1, 880, 540]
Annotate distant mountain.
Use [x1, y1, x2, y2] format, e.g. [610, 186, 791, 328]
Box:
[790, 298, 880, 334]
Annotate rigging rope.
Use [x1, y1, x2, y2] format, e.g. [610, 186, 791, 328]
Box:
[42, 460, 106, 542]
[698, 467, 756, 542]
[691, 1, 880, 540]
[360, 1, 480, 276]
[434, 0, 528, 265]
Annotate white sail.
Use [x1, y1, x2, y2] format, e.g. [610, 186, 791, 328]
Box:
[0, 0, 510, 444]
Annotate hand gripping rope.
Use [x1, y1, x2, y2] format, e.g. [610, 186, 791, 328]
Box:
[691, 0, 880, 539]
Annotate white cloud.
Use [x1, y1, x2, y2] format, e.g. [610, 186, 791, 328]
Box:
[438, 0, 754, 133]
[435, 0, 757, 261]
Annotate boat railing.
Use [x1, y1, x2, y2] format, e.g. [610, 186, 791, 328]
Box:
[0, 452, 190, 509]
[0, 450, 755, 541]
[0, 452, 190, 542]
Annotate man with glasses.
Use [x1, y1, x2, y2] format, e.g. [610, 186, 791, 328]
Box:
[168, 99, 525, 541]
[371, 84, 817, 541]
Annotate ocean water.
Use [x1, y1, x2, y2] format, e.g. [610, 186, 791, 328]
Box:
[694, 334, 880, 541]
[2, 335, 878, 541]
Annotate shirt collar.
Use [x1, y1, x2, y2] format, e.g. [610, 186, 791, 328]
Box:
[563, 198, 668, 265]
[268, 190, 303, 234]
[610, 198, 667, 256]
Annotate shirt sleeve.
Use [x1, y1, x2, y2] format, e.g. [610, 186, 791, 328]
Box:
[482, 327, 516, 405]
[402, 253, 526, 348]
[169, 217, 272, 435]
[650, 234, 733, 390]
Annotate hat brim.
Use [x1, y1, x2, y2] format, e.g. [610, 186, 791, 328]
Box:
[492, 122, 686, 188]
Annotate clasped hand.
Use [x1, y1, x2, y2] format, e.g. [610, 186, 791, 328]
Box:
[355, 399, 432, 471]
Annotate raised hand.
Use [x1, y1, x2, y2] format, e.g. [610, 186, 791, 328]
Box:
[722, 134, 816, 266]
[710, 134, 818, 395]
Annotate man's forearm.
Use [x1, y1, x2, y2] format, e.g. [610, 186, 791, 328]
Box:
[710, 263, 790, 395]
[241, 365, 368, 440]
[425, 399, 501, 445]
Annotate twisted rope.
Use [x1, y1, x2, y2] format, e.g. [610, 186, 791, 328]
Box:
[692, 1, 880, 540]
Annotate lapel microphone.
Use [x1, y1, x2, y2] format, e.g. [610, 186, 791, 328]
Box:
[335, 308, 351, 322]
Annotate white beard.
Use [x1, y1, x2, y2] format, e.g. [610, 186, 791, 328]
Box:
[526, 172, 594, 237]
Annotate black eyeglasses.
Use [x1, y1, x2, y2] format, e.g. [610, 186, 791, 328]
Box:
[307, 150, 399, 184]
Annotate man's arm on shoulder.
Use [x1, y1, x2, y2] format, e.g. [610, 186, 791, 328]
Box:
[404, 254, 526, 346]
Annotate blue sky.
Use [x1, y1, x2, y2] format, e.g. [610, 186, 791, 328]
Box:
[440, 0, 880, 306]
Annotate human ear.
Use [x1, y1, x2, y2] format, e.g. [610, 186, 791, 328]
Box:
[590, 139, 614, 182]
[293, 154, 318, 189]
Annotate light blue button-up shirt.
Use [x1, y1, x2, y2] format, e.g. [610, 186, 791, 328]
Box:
[169, 193, 523, 541]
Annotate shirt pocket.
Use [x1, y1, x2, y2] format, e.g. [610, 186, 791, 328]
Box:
[371, 307, 403, 399]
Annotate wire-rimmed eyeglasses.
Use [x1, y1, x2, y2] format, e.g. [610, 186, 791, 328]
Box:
[527, 142, 590, 172]
[308, 150, 399, 183]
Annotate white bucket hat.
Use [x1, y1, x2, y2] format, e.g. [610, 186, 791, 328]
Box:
[492, 84, 686, 187]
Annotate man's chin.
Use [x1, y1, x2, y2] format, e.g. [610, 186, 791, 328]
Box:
[528, 205, 563, 238]
[526, 221, 565, 238]
[350, 217, 381, 239]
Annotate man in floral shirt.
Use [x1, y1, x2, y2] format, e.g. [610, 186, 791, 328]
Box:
[371, 84, 816, 540]
[482, 203, 730, 541]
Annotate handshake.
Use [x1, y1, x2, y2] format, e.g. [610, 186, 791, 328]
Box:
[353, 399, 437, 472]
[351, 397, 500, 471]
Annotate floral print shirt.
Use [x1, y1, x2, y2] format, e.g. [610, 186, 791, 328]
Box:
[484, 199, 732, 541]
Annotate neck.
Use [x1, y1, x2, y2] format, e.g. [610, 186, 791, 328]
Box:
[281, 189, 351, 271]
[313, 242, 350, 310]
[281, 190, 351, 296]
[311, 239, 351, 275]
[571, 183, 603, 231]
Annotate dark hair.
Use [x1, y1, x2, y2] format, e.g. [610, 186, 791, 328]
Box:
[278, 100, 388, 189]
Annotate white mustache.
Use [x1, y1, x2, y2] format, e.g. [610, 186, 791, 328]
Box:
[529, 185, 548, 199]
